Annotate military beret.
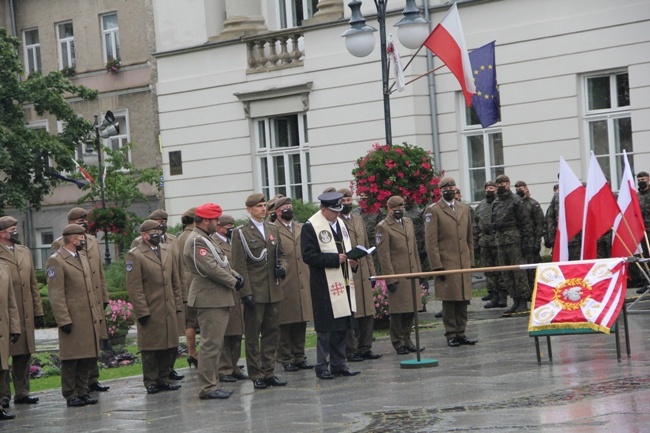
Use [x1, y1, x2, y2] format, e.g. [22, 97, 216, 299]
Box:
[495, 174, 510, 183]
[322, 187, 337, 193]
[245, 193, 266, 207]
[218, 215, 235, 226]
[438, 177, 456, 188]
[149, 209, 168, 220]
[514, 180, 527, 188]
[62, 224, 86, 235]
[338, 188, 352, 198]
[140, 219, 161, 232]
[196, 203, 223, 219]
[67, 207, 88, 221]
[182, 207, 196, 219]
[273, 196, 292, 210]
[266, 194, 283, 211]
[386, 196, 404, 208]
[318, 192, 343, 211]
[637, 171, 649, 178]
[0, 216, 18, 231]
[484, 181, 497, 188]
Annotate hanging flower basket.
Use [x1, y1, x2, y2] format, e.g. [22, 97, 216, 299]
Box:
[105, 59, 121, 74]
[351, 142, 443, 213]
[88, 206, 128, 236]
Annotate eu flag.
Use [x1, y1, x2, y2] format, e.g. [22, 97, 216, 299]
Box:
[469, 41, 500, 128]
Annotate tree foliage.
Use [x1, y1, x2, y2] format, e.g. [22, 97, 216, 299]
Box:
[0, 28, 98, 211]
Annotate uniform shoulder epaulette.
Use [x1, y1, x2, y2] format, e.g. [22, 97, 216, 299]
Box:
[127, 246, 138, 254]
[377, 219, 386, 227]
[235, 224, 245, 230]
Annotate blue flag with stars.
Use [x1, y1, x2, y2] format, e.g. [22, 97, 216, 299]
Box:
[469, 41, 500, 128]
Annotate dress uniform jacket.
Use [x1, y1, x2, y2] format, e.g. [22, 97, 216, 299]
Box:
[126, 243, 182, 351]
[213, 235, 243, 336]
[274, 221, 312, 325]
[376, 215, 423, 313]
[183, 228, 240, 309]
[424, 201, 475, 301]
[0, 264, 20, 370]
[177, 227, 194, 303]
[0, 245, 42, 355]
[231, 220, 287, 303]
[340, 214, 376, 318]
[46, 249, 101, 360]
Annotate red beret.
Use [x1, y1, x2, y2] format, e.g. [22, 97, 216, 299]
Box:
[195, 203, 223, 219]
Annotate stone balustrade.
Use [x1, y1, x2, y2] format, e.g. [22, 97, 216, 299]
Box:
[245, 30, 304, 74]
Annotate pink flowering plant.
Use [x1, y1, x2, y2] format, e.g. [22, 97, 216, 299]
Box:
[105, 299, 136, 336]
[351, 142, 443, 213]
[372, 280, 430, 319]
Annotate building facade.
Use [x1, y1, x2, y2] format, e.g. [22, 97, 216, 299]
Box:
[152, 0, 650, 223]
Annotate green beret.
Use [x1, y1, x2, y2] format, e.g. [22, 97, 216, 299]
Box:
[245, 193, 266, 207]
[322, 187, 337, 193]
[140, 219, 161, 232]
[386, 196, 404, 208]
[67, 207, 88, 221]
[182, 207, 196, 219]
[218, 215, 235, 226]
[273, 196, 292, 210]
[337, 188, 352, 198]
[514, 180, 527, 188]
[439, 177, 456, 188]
[495, 174, 510, 184]
[62, 224, 86, 235]
[148, 209, 168, 220]
[0, 216, 18, 231]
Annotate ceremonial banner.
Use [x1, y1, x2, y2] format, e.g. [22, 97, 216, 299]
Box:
[529, 258, 627, 334]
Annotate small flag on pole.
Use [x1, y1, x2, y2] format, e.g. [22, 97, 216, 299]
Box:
[387, 34, 405, 92]
[72, 159, 95, 184]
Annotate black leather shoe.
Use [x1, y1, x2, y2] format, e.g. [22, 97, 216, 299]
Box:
[220, 375, 237, 383]
[396, 346, 409, 355]
[458, 336, 478, 345]
[79, 395, 98, 405]
[169, 370, 184, 381]
[232, 372, 249, 380]
[158, 383, 181, 391]
[295, 361, 314, 370]
[636, 287, 647, 294]
[481, 293, 494, 301]
[316, 370, 334, 380]
[406, 345, 425, 353]
[361, 350, 382, 360]
[146, 385, 159, 394]
[447, 337, 461, 347]
[331, 368, 360, 377]
[0, 409, 16, 420]
[1, 399, 9, 409]
[252, 379, 268, 389]
[284, 363, 299, 372]
[200, 389, 232, 400]
[347, 354, 364, 362]
[14, 396, 39, 404]
[66, 397, 86, 407]
[264, 376, 287, 387]
[89, 382, 110, 392]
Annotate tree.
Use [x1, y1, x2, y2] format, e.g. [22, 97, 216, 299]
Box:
[0, 28, 98, 211]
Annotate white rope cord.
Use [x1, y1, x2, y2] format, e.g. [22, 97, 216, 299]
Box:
[237, 228, 268, 262]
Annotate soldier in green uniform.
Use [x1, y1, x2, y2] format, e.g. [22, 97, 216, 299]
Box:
[514, 181, 545, 291]
[634, 171, 650, 293]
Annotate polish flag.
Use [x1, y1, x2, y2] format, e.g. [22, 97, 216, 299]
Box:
[423, 3, 476, 106]
[552, 157, 586, 262]
[611, 150, 645, 257]
[581, 153, 620, 259]
[72, 159, 95, 184]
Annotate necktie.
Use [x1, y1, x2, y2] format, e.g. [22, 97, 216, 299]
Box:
[451, 203, 456, 213]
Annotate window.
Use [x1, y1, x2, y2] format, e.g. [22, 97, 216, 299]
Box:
[256, 114, 311, 201]
[106, 111, 130, 163]
[279, 0, 318, 28]
[34, 230, 54, 270]
[101, 13, 120, 63]
[57, 22, 75, 69]
[464, 105, 504, 202]
[584, 71, 632, 189]
[23, 28, 41, 74]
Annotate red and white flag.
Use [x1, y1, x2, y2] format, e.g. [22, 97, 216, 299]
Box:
[529, 258, 628, 334]
[581, 153, 620, 259]
[611, 150, 646, 257]
[72, 159, 95, 184]
[387, 34, 405, 92]
[423, 3, 476, 106]
[552, 157, 585, 262]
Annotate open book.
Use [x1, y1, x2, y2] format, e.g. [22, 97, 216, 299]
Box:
[346, 245, 376, 260]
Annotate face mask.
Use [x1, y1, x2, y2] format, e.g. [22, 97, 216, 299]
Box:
[340, 204, 353, 215]
[226, 228, 234, 239]
[442, 190, 456, 201]
[76, 239, 86, 252]
[485, 191, 496, 199]
[516, 190, 525, 198]
[148, 234, 161, 246]
[78, 222, 89, 231]
[639, 181, 648, 190]
[8, 231, 20, 244]
[159, 224, 168, 234]
[269, 213, 277, 223]
[393, 210, 404, 219]
[281, 209, 294, 221]
[497, 186, 508, 194]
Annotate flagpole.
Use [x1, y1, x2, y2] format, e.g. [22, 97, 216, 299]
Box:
[389, 64, 446, 93]
[618, 213, 650, 274]
[611, 228, 650, 307]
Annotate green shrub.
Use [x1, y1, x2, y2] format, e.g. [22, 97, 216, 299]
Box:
[40, 296, 56, 328]
[104, 258, 126, 293]
[292, 199, 319, 223]
[35, 269, 47, 285]
[109, 291, 130, 302]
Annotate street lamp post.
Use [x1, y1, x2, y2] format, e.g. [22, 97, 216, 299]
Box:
[342, 0, 429, 146]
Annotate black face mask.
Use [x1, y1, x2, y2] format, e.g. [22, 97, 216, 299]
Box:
[340, 204, 353, 215]
[393, 210, 404, 219]
[269, 213, 277, 223]
[442, 190, 456, 202]
[485, 191, 496, 199]
[639, 181, 648, 190]
[516, 189, 525, 198]
[281, 209, 294, 221]
[497, 186, 508, 195]
[159, 224, 168, 234]
[148, 234, 161, 246]
[8, 231, 20, 244]
[75, 239, 86, 252]
[226, 228, 234, 239]
[78, 222, 89, 231]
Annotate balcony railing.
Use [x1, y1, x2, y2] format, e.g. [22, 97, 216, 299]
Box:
[245, 29, 304, 74]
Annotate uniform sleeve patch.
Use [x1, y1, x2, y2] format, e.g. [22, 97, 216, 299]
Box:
[125, 261, 133, 272]
[198, 248, 208, 257]
[47, 266, 55, 278]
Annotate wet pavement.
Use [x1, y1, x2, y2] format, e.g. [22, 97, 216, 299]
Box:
[4, 290, 650, 432]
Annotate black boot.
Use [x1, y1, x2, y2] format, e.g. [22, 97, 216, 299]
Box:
[503, 298, 519, 314]
[481, 293, 494, 301]
[514, 298, 530, 313]
[484, 298, 502, 309]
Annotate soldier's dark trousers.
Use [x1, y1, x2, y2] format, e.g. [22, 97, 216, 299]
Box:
[497, 243, 530, 300]
[346, 315, 374, 356]
[276, 322, 307, 366]
[195, 306, 229, 398]
[244, 302, 280, 380]
[218, 335, 243, 377]
[389, 312, 415, 350]
[60, 358, 96, 400]
[480, 246, 499, 296]
[315, 331, 346, 374]
[142, 348, 176, 387]
[1, 354, 31, 401]
[442, 301, 469, 338]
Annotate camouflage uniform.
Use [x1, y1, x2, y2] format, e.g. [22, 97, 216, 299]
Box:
[544, 193, 559, 249]
[473, 197, 501, 303]
[492, 189, 532, 311]
[520, 195, 545, 289]
[639, 187, 650, 248]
